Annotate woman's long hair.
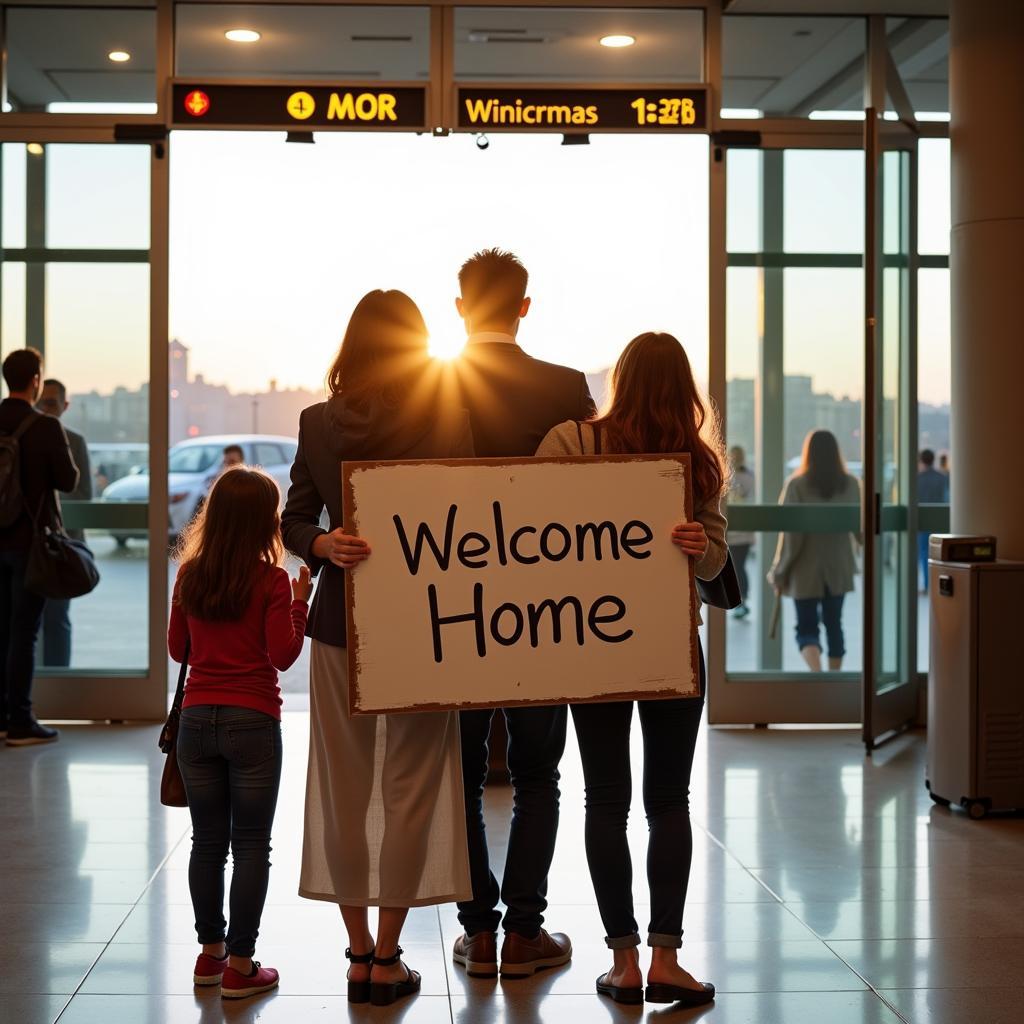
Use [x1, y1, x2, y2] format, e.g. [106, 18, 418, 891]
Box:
[175, 467, 283, 621]
[798, 429, 847, 500]
[327, 290, 432, 414]
[594, 332, 726, 504]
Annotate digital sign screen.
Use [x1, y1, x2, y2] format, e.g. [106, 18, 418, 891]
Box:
[172, 84, 428, 129]
[456, 87, 707, 132]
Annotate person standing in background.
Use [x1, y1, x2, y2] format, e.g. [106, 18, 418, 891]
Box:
[36, 379, 92, 667]
[917, 449, 950, 593]
[768, 430, 861, 673]
[726, 446, 755, 619]
[0, 350, 78, 746]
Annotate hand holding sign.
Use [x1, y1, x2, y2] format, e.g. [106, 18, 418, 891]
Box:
[313, 529, 371, 569]
[671, 521, 708, 559]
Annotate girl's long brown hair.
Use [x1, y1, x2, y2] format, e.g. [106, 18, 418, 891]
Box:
[594, 332, 726, 504]
[175, 467, 283, 621]
[798, 429, 847, 500]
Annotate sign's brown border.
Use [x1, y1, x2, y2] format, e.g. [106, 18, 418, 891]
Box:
[342, 453, 698, 715]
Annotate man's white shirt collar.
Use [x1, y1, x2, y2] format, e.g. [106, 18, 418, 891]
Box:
[466, 332, 517, 346]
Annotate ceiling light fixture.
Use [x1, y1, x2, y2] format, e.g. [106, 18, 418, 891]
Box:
[108, 50, 131, 63]
[27, 142, 44, 156]
[599, 34, 635, 48]
[225, 28, 261, 43]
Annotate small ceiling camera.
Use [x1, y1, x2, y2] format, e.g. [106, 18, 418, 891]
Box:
[476, 133, 490, 151]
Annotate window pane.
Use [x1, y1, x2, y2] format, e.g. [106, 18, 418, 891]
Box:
[47, 145, 151, 249]
[454, 7, 703, 82]
[6, 7, 156, 111]
[723, 16, 865, 118]
[726, 150, 763, 254]
[2, 144, 27, 248]
[43, 263, 150, 671]
[784, 151, 864, 253]
[919, 138, 950, 256]
[1, 264, 26, 349]
[176, 4, 431, 80]
[886, 17, 949, 117]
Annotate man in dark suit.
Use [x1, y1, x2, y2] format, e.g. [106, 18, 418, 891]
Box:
[0, 349, 79, 746]
[450, 249, 596, 980]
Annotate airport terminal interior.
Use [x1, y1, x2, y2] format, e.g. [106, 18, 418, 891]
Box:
[2, 0, 1023, 1022]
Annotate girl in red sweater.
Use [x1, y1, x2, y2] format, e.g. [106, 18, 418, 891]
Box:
[169, 466, 312, 1000]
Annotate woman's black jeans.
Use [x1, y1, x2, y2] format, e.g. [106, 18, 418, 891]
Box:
[177, 705, 283, 958]
[570, 644, 705, 950]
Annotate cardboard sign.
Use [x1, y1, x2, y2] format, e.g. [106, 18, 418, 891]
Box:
[343, 456, 698, 714]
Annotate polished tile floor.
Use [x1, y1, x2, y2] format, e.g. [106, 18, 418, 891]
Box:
[4, 717, 1023, 1024]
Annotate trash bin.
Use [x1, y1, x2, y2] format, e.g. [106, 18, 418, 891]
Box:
[927, 535, 1024, 818]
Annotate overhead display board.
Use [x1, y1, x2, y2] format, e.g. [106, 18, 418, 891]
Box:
[171, 83, 428, 130]
[455, 85, 708, 133]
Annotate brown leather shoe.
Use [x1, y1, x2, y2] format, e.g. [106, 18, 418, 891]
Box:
[499, 928, 572, 978]
[452, 931, 498, 978]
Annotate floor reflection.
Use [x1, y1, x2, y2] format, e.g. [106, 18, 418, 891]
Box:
[3, 719, 1023, 1024]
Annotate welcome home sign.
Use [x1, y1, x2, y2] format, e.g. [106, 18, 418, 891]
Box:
[343, 455, 699, 714]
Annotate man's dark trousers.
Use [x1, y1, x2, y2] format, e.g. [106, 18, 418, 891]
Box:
[0, 548, 46, 727]
[457, 705, 567, 937]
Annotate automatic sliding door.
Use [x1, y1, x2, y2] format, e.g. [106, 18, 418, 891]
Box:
[0, 140, 163, 719]
[712, 146, 866, 724]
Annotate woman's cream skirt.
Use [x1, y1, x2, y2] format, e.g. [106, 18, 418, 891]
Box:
[299, 640, 472, 907]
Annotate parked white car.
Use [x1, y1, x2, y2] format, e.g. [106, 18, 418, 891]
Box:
[102, 434, 298, 546]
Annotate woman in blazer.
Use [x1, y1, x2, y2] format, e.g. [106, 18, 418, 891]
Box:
[536, 332, 726, 1009]
[768, 429, 861, 672]
[282, 290, 473, 1007]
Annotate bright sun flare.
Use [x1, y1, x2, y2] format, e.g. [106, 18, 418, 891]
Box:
[428, 335, 467, 360]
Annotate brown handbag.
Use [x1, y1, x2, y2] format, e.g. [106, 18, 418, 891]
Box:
[159, 639, 190, 807]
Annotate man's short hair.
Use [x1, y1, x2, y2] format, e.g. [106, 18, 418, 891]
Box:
[43, 378, 67, 404]
[458, 248, 529, 330]
[223, 444, 244, 460]
[3, 348, 42, 393]
[920, 449, 935, 466]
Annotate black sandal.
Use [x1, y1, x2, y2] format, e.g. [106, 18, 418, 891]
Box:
[370, 946, 421, 1007]
[345, 946, 374, 1003]
[596, 972, 644, 1005]
[645, 980, 716, 1007]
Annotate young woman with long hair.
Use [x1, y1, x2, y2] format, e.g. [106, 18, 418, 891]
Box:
[768, 429, 861, 671]
[169, 466, 312, 1000]
[282, 290, 472, 1007]
[536, 331, 727, 1008]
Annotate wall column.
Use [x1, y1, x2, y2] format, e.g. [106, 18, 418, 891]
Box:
[949, 1, 1024, 558]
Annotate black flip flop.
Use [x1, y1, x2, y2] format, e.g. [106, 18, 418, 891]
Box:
[596, 972, 644, 1005]
[645, 981, 716, 1006]
[345, 946, 374, 1004]
[370, 947, 422, 1007]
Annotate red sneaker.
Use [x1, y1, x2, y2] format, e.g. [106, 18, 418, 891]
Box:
[221, 961, 280, 1000]
[193, 952, 227, 986]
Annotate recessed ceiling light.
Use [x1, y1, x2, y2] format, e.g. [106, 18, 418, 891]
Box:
[225, 28, 261, 43]
[108, 50, 131, 63]
[600, 35, 635, 48]
[27, 143, 44, 156]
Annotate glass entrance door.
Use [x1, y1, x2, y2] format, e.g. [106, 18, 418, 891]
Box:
[0, 138, 167, 721]
[712, 143, 867, 724]
[864, 123, 918, 747]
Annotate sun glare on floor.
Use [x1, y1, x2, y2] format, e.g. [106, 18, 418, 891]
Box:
[429, 335, 467, 360]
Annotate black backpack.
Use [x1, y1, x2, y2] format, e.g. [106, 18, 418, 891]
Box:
[0, 411, 41, 528]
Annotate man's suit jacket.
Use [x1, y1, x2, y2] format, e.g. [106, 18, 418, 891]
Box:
[454, 341, 596, 458]
[0, 399, 79, 552]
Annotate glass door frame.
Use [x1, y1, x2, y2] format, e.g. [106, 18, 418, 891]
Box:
[0, 124, 170, 722]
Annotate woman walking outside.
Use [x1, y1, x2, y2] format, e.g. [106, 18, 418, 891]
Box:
[169, 467, 312, 999]
[282, 290, 472, 1007]
[535, 331, 727, 1008]
[768, 429, 861, 671]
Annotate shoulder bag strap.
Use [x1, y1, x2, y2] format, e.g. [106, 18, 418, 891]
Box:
[575, 420, 584, 451]
[172, 637, 191, 714]
[12, 409, 42, 440]
[592, 422, 603, 455]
